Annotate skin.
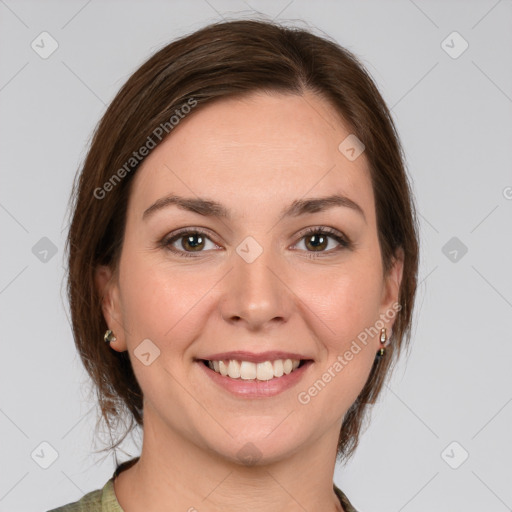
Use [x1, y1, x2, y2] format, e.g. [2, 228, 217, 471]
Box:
[95, 90, 403, 512]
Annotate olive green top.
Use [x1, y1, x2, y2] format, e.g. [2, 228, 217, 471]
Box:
[47, 458, 358, 512]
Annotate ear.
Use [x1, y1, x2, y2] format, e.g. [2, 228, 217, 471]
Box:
[95, 264, 127, 352]
[379, 247, 404, 338]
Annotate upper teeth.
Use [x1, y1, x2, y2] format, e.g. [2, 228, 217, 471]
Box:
[207, 359, 301, 381]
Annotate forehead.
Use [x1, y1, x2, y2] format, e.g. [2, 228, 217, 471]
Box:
[128, 91, 375, 224]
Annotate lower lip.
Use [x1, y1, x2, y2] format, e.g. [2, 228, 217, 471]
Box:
[196, 360, 313, 398]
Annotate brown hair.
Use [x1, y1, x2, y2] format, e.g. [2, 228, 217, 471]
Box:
[65, 17, 419, 465]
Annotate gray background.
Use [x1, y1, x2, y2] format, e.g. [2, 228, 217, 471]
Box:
[1, 0, 511, 511]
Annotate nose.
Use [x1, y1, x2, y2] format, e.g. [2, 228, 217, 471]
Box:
[219, 241, 292, 331]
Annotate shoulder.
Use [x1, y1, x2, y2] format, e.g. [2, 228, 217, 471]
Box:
[46, 477, 120, 512]
[333, 483, 359, 512]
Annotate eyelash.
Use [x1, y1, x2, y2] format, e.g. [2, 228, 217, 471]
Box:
[160, 226, 352, 259]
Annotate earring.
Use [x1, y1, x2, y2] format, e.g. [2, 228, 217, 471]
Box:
[104, 329, 117, 344]
[377, 328, 387, 358]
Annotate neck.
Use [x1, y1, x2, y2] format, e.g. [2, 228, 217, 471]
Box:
[114, 406, 345, 512]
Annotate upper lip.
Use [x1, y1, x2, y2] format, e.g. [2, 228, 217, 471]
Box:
[197, 351, 313, 364]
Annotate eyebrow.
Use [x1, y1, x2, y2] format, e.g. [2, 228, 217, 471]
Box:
[142, 193, 366, 223]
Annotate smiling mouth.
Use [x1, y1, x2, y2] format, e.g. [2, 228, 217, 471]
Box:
[200, 358, 309, 381]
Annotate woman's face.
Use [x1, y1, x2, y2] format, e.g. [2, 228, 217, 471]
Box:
[96, 90, 403, 464]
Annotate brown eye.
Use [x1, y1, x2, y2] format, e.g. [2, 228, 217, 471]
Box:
[180, 233, 206, 252]
[294, 227, 351, 256]
[162, 229, 219, 257]
[304, 232, 329, 252]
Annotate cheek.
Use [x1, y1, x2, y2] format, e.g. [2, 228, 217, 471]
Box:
[294, 260, 383, 404]
[301, 261, 383, 348]
[117, 254, 208, 396]
[297, 269, 381, 411]
[118, 251, 214, 350]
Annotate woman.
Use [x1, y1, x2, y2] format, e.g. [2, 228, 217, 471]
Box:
[50, 17, 419, 512]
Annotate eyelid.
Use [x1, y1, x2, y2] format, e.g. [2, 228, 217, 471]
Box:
[163, 226, 217, 242]
[160, 227, 221, 257]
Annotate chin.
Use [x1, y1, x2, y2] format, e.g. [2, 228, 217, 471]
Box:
[204, 421, 309, 467]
